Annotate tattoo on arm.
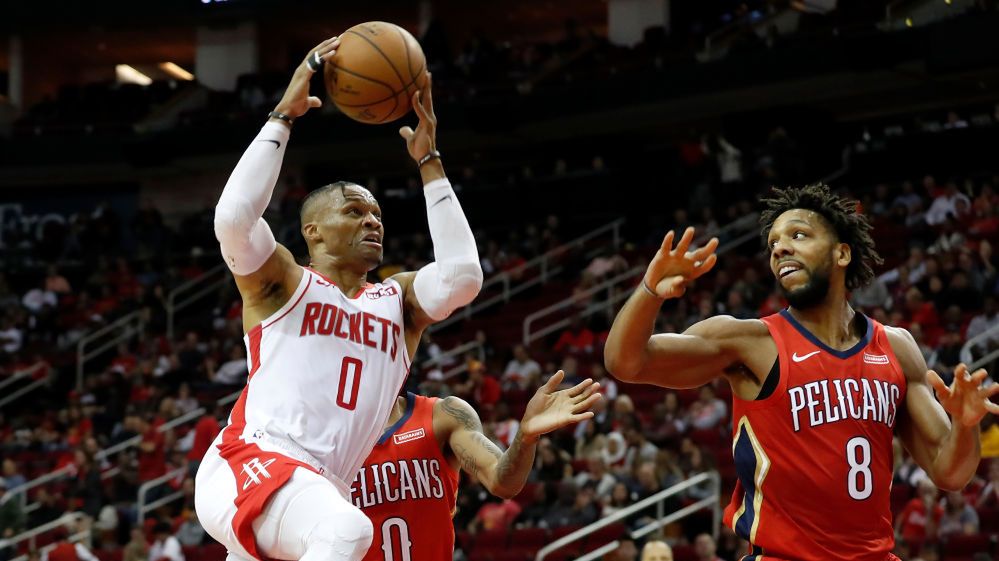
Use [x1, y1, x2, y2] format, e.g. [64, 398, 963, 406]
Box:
[442, 397, 482, 431]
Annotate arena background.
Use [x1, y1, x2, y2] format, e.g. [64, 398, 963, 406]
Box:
[1, 0, 999, 560]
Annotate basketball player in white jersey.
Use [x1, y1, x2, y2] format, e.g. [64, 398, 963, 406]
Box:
[194, 37, 483, 561]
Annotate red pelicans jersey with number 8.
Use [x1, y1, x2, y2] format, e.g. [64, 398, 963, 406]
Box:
[351, 394, 460, 561]
[228, 266, 411, 484]
[723, 310, 906, 561]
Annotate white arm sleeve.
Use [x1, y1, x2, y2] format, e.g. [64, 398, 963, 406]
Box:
[413, 178, 483, 320]
[214, 122, 290, 275]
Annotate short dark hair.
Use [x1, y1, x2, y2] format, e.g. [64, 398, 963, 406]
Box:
[760, 184, 883, 291]
[299, 181, 360, 224]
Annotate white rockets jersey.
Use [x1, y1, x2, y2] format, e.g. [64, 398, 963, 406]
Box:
[229, 266, 411, 484]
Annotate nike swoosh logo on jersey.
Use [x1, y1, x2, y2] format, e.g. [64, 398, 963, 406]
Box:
[431, 195, 452, 208]
[792, 350, 820, 362]
[258, 139, 282, 149]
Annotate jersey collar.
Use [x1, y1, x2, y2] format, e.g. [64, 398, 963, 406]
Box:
[377, 392, 417, 445]
[779, 308, 872, 359]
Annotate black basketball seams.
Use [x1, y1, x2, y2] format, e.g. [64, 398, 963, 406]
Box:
[395, 26, 418, 82]
[332, 64, 425, 108]
[344, 27, 408, 93]
[329, 64, 399, 119]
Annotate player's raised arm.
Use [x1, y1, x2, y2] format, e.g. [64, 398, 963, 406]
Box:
[214, 38, 339, 325]
[605, 227, 754, 388]
[889, 327, 999, 490]
[390, 73, 483, 345]
[440, 371, 601, 499]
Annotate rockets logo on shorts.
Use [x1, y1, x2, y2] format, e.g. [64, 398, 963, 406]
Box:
[241, 457, 277, 489]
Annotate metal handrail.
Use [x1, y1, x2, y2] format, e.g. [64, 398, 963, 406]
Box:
[167, 263, 229, 339]
[137, 467, 187, 523]
[421, 340, 484, 380]
[0, 512, 87, 551]
[0, 361, 47, 394]
[7, 529, 91, 561]
[430, 219, 626, 332]
[0, 371, 53, 410]
[522, 266, 644, 345]
[8, 389, 240, 515]
[535, 471, 721, 561]
[75, 310, 145, 390]
[521, 215, 760, 346]
[959, 322, 999, 365]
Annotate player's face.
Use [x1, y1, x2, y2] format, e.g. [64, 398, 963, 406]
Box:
[323, 186, 384, 266]
[767, 209, 839, 310]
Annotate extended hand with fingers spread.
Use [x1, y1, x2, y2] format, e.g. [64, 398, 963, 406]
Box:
[519, 370, 602, 442]
[927, 363, 999, 428]
[643, 227, 719, 299]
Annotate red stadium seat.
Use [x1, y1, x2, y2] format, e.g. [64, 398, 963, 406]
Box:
[199, 542, 227, 561]
[181, 545, 201, 561]
[672, 544, 697, 561]
[582, 522, 627, 549]
[977, 507, 999, 533]
[472, 529, 509, 550]
[942, 534, 991, 557]
[509, 527, 548, 548]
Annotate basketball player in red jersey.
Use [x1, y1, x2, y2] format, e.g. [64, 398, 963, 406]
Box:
[195, 37, 483, 561]
[604, 184, 999, 561]
[350, 370, 601, 561]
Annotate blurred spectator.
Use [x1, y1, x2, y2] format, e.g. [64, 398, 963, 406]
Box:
[502, 345, 541, 390]
[976, 458, 999, 509]
[148, 521, 184, 561]
[123, 528, 149, 561]
[1, 460, 25, 490]
[937, 490, 979, 539]
[640, 540, 673, 561]
[473, 496, 522, 532]
[590, 362, 618, 401]
[137, 416, 167, 483]
[540, 482, 599, 528]
[553, 316, 595, 354]
[417, 368, 451, 398]
[42, 529, 100, 561]
[606, 538, 638, 561]
[490, 403, 520, 449]
[185, 403, 222, 475]
[925, 181, 970, 226]
[0, 317, 23, 358]
[28, 488, 62, 528]
[44, 265, 72, 295]
[0, 478, 25, 539]
[574, 454, 617, 498]
[895, 479, 942, 543]
[206, 346, 248, 388]
[623, 425, 659, 472]
[602, 482, 632, 517]
[693, 534, 723, 561]
[965, 296, 999, 356]
[455, 361, 501, 412]
[175, 511, 205, 546]
[688, 385, 727, 431]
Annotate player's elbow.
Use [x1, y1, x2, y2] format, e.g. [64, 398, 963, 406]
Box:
[931, 472, 973, 493]
[490, 482, 523, 501]
[213, 198, 252, 244]
[604, 346, 644, 382]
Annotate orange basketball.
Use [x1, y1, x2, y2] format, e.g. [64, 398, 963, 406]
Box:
[324, 21, 427, 124]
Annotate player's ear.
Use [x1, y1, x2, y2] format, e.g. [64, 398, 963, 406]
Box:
[836, 242, 852, 268]
[302, 222, 321, 243]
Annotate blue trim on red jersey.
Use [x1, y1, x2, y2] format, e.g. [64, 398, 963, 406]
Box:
[779, 308, 872, 359]
[377, 392, 416, 445]
[733, 424, 758, 540]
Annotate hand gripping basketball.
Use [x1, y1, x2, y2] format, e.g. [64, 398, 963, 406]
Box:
[398, 72, 438, 164]
[272, 37, 341, 121]
[643, 227, 719, 300]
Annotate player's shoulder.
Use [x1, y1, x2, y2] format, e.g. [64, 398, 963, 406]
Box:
[881, 324, 925, 379]
[685, 314, 770, 340]
[434, 396, 483, 433]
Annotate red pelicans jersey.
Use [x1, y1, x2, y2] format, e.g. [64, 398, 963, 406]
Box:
[723, 310, 906, 561]
[350, 394, 460, 561]
[221, 267, 411, 486]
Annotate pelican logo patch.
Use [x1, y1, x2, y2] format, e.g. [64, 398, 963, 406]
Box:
[393, 428, 425, 445]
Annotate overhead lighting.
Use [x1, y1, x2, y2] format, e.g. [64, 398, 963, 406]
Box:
[159, 62, 195, 81]
[116, 64, 152, 86]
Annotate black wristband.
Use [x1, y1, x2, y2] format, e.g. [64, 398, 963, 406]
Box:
[267, 111, 294, 125]
[418, 150, 442, 167]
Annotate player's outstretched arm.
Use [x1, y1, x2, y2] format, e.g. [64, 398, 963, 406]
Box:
[391, 73, 483, 340]
[889, 327, 999, 490]
[605, 228, 750, 387]
[214, 38, 338, 326]
[440, 373, 600, 499]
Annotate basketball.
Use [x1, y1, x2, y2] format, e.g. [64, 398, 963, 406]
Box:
[324, 21, 427, 124]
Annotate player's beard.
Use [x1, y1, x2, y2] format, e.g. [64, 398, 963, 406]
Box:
[778, 256, 832, 311]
